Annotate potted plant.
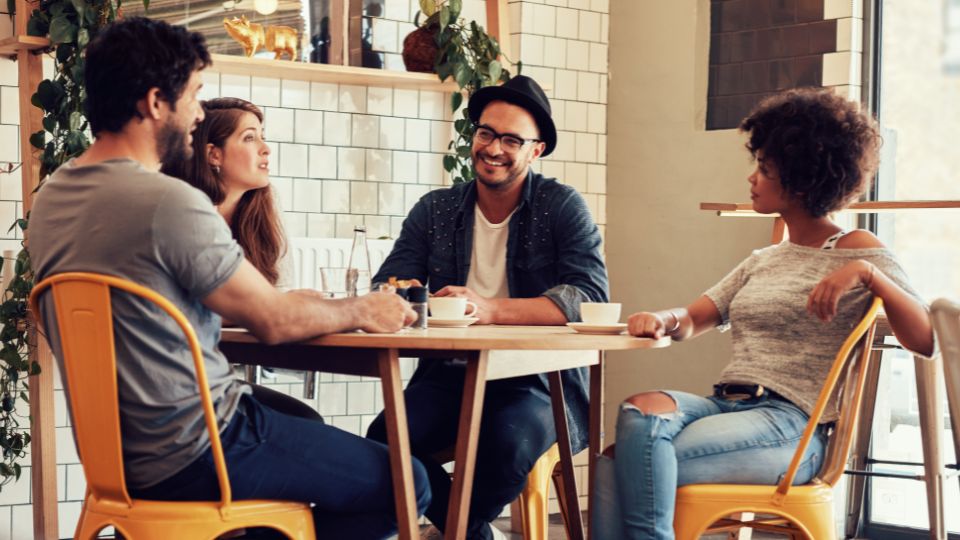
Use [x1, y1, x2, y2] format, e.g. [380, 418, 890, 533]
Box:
[402, 0, 520, 184]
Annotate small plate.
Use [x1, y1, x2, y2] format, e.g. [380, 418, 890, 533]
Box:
[567, 322, 628, 335]
[428, 317, 480, 328]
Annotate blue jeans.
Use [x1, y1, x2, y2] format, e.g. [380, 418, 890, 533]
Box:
[592, 390, 828, 540]
[131, 394, 432, 539]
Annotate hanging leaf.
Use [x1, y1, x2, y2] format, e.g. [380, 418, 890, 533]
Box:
[29, 131, 45, 151]
[450, 92, 463, 112]
[48, 14, 77, 44]
[419, 0, 436, 18]
[438, 5, 450, 31]
[447, 0, 462, 20]
[443, 155, 456, 172]
[488, 60, 502, 85]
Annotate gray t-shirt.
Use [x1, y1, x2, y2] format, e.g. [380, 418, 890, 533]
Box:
[704, 241, 919, 423]
[30, 158, 249, 489]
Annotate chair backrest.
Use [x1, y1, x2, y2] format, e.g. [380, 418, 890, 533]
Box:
[773, 297, 882, 502]
[931, 298, 960, 437]
[29, 273, 233, 510]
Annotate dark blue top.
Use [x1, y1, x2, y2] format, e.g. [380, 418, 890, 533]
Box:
[374, 170, 609, 452]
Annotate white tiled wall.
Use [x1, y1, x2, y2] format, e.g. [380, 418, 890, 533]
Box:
[0, 0, 608, 535]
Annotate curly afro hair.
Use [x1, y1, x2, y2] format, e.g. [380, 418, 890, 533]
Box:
[84, 17, 211, 136]
[739, 88, 881, 217]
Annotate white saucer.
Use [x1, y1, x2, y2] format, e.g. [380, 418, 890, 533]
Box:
[428, 316, 480, 328]
[567, 322, 627, 335]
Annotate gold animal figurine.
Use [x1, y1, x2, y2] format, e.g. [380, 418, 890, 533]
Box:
[223, 15, 299, 60]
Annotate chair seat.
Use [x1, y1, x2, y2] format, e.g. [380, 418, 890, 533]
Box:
[676, 481, 833, 506]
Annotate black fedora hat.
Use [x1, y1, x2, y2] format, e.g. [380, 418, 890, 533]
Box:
[468, 75, 557, 157]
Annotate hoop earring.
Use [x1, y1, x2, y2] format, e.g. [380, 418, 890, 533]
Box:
[212, 165, 220, 175]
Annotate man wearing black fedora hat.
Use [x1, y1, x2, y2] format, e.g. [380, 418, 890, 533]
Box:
[367, 75, 609, 539]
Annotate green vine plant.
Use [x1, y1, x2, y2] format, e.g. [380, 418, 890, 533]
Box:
[0, 0, 145, 491]
[415, 0, 519, 184]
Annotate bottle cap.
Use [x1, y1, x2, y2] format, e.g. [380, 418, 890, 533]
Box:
[354, 225, 367, 232]
[407, 286, 428, 302]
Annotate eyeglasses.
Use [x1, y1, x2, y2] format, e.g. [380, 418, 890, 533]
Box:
[472, 125, 541, 153]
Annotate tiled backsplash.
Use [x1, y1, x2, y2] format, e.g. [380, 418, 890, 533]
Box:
[0, 0, 608, 536]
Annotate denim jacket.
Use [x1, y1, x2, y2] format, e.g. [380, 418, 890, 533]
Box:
[374, 170, 610, 452]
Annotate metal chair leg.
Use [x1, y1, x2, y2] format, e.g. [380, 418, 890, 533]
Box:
[914, 354, 946, 540]
[844, 349, 883, 539]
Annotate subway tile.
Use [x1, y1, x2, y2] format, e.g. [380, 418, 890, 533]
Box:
[308, 145, 338, 179]
[543, 36, 568, 68]
[265, 107, 295, 143]
[0, 506, 9, 540]
[366, 148, 392, 181]
[588, 42, 607, 73]
[292, 178, 324, 213]
[380, 117, 406, 150]
[220, 73, 251, 100]
[565, 40, 589, 71]
[555, 7, 579, 39]
[795, 55, 823, 86]
[0, 86, 17, 124]
[0, 463, 29, 504]
[350, 182, 379, 215]
[575, 132, 597, 163]
[393, 151, 420, 183]
[419, 91, 445, 120]
[418, 153, 444, 185]
[391, 216, 405, 238]
[809, 20, 839, 54]
[579, 10, 601, 42]
[590, 0, 609, 13]
[283, 212, 307, 236]
[584, 193, 599, 222]
[599, 72, 608, 103]
[394, 89, 420, 118]
[405, 119, 431, 151]
[771, 0, 798, 24]
[386, 0, 410, 20]
[518, 2, 536, 34]
[56, 426, 79, 463]
[430, 121, 453, 153]
[58, 502, 83, 540]
[541, 160, 565, 180]
[338, 147, 366, 180]
[0, 124, 17, 163]
[352, 115, 380, 148]
[567, 0, 591, 9]
[331, 416, 361, 436]
[367, 86, 394, 116]
[797, 0, 825, 22]
[587, 164, 606, 194]
[280, 143, 309, 177]
[520, 34, 545, 65]
[0, 58, 17, 86]
[404, 184, 430, 214]
[823, 51, 857, 86]
[532, 4, 557, 36]
[564, 100, 587, 132]
[597, 134, 606, 163]
[379, 183, 406, 215]
[53, 387, 69, 428]
[346, 381, 378, 415]
[294, 109, 324, 144]
[545, 0, 567, 6]
[600, 13, 609, 43]
[371, 18, 399, 53]
[364, 215, 391, 239]
[336, 214, 366, 238]
[281, 79, 311, 108]
[552, 130, 574, 162]
[577, 71, 601, 102]
[340, 85, 368, 113]
[322, 180, 350, 213]
[271, 176, 294, 211]
[199, 71, 220, 101]
[554, 69, 578, 100]
[251, 77, 281, 107]
[66, 464, 86, 501]
[524, 66, 556, 97]
[825, 0, 860, 19]
[311, 82, 339, 110]
[835, 17, 862, 52]
[317, 382, 347, 416]
[587, 103, 605, 133]
[324, 112, 352, 146]
[307, 213, 336, 238]
[551, 99, 567, 130]
[565, 162, 587, 192]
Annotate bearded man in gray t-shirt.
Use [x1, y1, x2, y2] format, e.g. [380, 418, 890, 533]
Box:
[29, 17, 428, 539]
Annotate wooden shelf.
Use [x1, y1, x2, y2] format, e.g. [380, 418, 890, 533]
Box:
[0, 35, 50, 55]
[701, 200, 960, 216]
[209, 54, 461, 91]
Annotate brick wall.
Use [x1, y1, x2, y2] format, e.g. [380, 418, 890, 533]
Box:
[0, 0, 610, 536]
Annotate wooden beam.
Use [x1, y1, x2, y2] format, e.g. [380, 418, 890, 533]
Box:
[485, 0, 511, 61]
[328, 0, 345, 65]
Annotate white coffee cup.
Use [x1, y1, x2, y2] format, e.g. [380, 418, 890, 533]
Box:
[429, 297, 478, 319]
[580, 302, 621, 325]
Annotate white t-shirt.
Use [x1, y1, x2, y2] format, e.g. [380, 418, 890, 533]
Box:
[466, 204, 515, 299]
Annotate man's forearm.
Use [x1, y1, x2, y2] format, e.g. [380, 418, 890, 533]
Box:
[255, 292, 365, 343]
[489, 296, 567, 325]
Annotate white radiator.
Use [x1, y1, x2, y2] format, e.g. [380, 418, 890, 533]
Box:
[289, 237, 396, 290]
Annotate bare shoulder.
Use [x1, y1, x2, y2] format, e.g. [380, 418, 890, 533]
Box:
[836, 229, 886, 249]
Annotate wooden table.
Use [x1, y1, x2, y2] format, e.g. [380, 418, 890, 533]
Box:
[219, 325, 669, 540]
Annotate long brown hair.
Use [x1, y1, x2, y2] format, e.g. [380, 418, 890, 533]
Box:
[163, 97, 285, 284]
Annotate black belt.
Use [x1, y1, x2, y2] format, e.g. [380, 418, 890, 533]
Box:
[713, 383, 784, 401]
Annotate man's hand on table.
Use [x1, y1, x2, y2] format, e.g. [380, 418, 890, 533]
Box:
[355, 292, 418, 333]
[434, 285, 496, 324]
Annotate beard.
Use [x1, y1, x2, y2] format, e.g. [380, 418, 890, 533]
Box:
[157, 120, 194, 169]
[473, 151, 526, 190]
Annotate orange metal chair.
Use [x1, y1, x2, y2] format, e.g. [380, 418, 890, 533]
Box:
[517, 443, 567, 540]
[672, 297, 883, 540]
[30, 272, 316, 540]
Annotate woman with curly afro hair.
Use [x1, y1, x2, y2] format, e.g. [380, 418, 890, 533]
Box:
[592, 88, 934, 540]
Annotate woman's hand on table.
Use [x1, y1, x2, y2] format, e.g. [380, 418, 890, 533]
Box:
[355, 292, 418, 333]
[627, 312, 668, 339]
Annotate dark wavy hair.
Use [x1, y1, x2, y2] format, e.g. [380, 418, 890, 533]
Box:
[163, 98, 285, 285]
[84, 17, 211, 135]
[739, 88, 881, 217]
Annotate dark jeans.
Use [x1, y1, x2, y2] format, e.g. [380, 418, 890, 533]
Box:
[131, 394, 432, 539]
[366, 364, 557, 540]
[249, 383, 325, 422]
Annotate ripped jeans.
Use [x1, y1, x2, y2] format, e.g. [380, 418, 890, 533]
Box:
[591, 390, 828, 540]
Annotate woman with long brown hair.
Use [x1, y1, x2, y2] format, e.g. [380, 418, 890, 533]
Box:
[164, 97, 286, 285]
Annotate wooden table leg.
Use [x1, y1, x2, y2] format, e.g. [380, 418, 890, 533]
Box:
[844, 348, 883, 538]
[549, 371, 585, 540]
[587, 353, 604, 540]
[445, 351, 488, 540]
[378, 348, 419, 540]
[914, 354, 946, 540]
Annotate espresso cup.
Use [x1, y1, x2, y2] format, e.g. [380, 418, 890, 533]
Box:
[429, 297, 478, 319]
[580, 302, 622, 325]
